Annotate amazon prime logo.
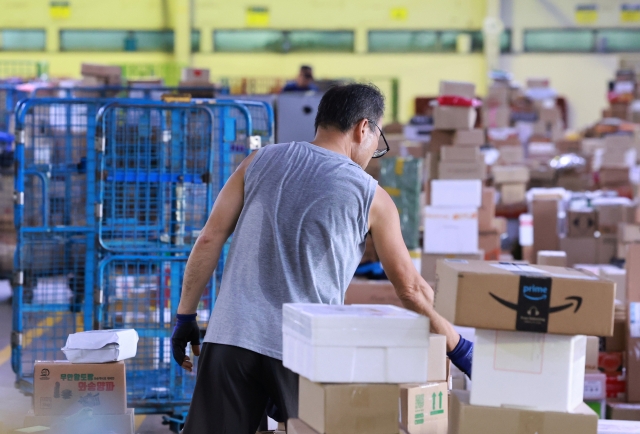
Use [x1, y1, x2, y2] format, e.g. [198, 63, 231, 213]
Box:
[522, 284, 548, 301]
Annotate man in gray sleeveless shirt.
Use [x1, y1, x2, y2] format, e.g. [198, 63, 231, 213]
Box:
[173, 84, 460, 433]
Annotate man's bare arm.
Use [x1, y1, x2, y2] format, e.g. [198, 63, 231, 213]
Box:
[177, 152, 257, 315]
[369, 185, 460, 351]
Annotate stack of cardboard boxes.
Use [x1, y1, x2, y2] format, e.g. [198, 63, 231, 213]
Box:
[560, 208, 598, 266]
[422, 180, 483, 285]
[598, 135, 635, 191]
[605, 70, 636, 121]
[491, 165, 530, 205]
[483, 81, 510, 130]
[80, 63, 122, 87]
[283, 304, 448, 434]
[434, 260, 616, 433]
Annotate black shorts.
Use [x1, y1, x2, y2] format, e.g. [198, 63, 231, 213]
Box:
[182, 343, 299, 434]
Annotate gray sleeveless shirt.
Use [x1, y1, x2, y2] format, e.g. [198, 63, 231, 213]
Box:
[203, 141, 378, 359]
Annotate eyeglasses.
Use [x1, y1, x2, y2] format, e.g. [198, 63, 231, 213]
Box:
[369, 120, 389, 158]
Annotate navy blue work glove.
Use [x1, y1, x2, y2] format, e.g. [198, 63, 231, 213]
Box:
[172, 313, 201, 372]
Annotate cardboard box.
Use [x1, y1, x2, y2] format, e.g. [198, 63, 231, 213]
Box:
[598, 234, 618, 264]
[437, 160, 486, 180]
[423, 207, 478, 254]
[452, 129, 484, 146]
[537, 250, 567, 267]
[80, 63, 121, 78]
[557, 139, 582, 154]
[434, 260, 615, 336]
[604, 315, 627, 352]
[430, 180, 482, 207]
[479, 188, 496, 232]
[282, 304, 430, 383]
[23, 409, 134, 434]
[180, 67, 210, 83]
[428, 335, 447, 382]
[498, 145, 525, 164]
[433, 106, 476, 130]
[429, 130, 455, 151]
[287, 419, 320, 434]
[619, 223, 640, 243]
[492, 165, 529, 184]
[601, 266, 626, 304]
[420, 252, 484, 285]
[533, 199, 560, 258]
[627, 244, 640, 303]
[629, 302, 640, 402]
[449, 390, 597, 434]
[559, 237, 598, 267]
[584, 371, 607, 401]
[567, 210, 597, 238]
[482, 106, 511, 128]
[486, 84, 509, 106]
[479, 231, 500, 261]
[598, 167, 630, 186]
[399, 382, 448, 434]
[344, 279, 402, 307]
[298, 377, 399, 434]
[470, 330, 586, 412]
[33, 361, 127, 416]
[586, 336, 599, 370]
[439, 81, 475, 99]
[499, 182, 526, 204]
[540, 107, 561, 123]
[607, 403, 640, 421]
[440, 146, 480, 162]
[595, 200, 633, 234]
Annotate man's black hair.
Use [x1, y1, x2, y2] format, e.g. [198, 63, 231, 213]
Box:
[314, 83, 385, 133]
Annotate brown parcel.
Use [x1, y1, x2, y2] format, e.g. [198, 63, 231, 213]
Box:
[439, 81, 475, 99]
[628, 302, 640, 402]
[440, 146, 480, 162]
[598, 234, 618, 264]
[627, 244, 640, 303]
[344, 279, 402, 308]
[452, 129, 484, 146]
[438, 161, 486, 180]
[482, 106, 510, 128]
[298, 377, 398, 434]
[33, 361, 127, 416]
[433, 106, 477, 130]
[559, 237, 598, 267]
[399, 382, 447, 434]
[607, 403, 640, 420]
[434, 260, 615, 336]
[23, 409, 135, 434]
[478, 231, 500, 260]
[536, 251, 567, 267]
[421, 253, 484, 286]
[478, 188, 496, 232]
[566, 210, 597, 238]
[533, 199, 560, 258]
[449, 390, 597, 434]
[499, 183, 526, 204]
[492, 165, 530, 184]
[619, 223, 640, 243]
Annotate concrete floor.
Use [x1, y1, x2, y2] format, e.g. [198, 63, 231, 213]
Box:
[0, 281, 170, 433]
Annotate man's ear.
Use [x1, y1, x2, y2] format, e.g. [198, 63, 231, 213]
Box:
[353, 119, 369, 144]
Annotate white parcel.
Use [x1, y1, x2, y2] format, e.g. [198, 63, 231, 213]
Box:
[282, 304, 430, 383]
[62, 329, 139, 363]
[470, 329, 586, 412]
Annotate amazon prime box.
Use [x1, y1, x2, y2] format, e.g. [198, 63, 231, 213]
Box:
[434, 260, 615, 336]
[470, 329, 586, 412]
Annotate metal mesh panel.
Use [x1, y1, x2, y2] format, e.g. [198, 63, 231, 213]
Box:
[99, 257, 214, 407]
[16, 232, 87, 377]
[98, 105, 214, 253]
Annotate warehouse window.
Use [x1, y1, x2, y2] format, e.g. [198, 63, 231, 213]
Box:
[596, 29, 640, 52]
[214, 30, 354, 53]
[523, 29, 594, 52]
[1, 29, 46, 51]
[191, 30, 201, 52]
[367, 30, 511, 53]
[61, 30, 177, 52]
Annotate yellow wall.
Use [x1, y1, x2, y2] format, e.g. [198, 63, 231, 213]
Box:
[0, 0, 631, 127]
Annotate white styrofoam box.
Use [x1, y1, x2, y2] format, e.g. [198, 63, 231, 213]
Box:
[423, 207, 478, 254]
[62, 329, 139, 363]
[470, 330, 586, 412]
[430, 180, 482, 207]
[428, 334, 447, 382]
[282, 304, 430, 383]
[598, 420, 640, 434]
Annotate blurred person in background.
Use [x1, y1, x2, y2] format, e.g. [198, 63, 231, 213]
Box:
[281, 65, 318, 92]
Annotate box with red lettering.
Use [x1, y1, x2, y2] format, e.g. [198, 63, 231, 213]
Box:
[33, 361, 127, 416]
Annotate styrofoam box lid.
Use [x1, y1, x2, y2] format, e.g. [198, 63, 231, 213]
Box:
[63, 329, 139, 351]
[283, 304, 429, 347]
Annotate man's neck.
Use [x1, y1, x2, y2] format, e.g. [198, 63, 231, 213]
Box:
[311, 129, 351, 158]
